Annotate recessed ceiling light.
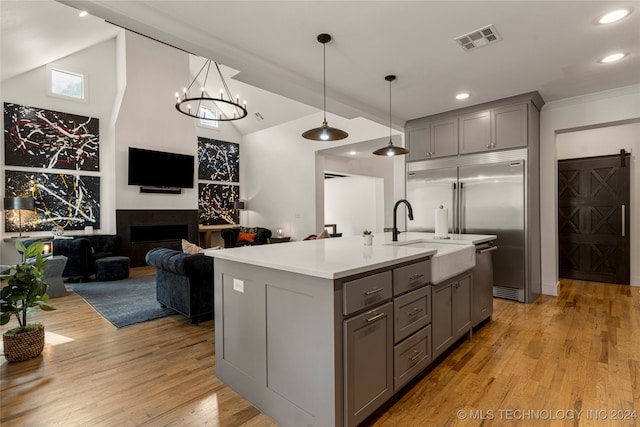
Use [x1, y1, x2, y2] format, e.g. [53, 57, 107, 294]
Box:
[79, 10, 89, 17]
[349, 151, 357, 156]
[600, 53, 626, 63]
[455, 93, 470, 100]
[598, 8, 631, 24]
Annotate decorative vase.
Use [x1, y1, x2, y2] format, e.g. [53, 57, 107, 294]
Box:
[363, 235, 373, 246]
[2, 326, 45, 362]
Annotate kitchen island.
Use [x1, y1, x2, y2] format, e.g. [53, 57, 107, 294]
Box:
[205, 232, 495, 427]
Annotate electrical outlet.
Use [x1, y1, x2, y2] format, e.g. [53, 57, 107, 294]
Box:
[233, 278, 244, 293]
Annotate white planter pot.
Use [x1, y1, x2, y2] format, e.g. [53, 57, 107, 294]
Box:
[363, 235, 373, 246]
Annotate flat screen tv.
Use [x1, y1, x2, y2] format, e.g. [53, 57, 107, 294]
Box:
[128, 147, 195, 189]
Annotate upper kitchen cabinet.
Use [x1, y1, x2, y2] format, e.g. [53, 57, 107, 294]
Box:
[492, 103, 528, 150]
[405, 92, 543, 162]
[406, 117, 458, 162]
[459, 103, 528, 154]
[458, 110, 491, 154]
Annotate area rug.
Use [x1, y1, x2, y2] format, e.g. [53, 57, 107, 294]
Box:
[70, 275, 177, 328]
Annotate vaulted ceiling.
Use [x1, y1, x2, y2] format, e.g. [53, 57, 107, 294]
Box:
[3, 1, 640, 143]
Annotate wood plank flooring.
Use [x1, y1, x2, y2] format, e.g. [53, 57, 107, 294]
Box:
[2, 273, 639, 426]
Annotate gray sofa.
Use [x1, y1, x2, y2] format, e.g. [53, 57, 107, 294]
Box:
[144, 248, 213, 324]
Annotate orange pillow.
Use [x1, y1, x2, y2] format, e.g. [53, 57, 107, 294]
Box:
[237, 232, 256, 243]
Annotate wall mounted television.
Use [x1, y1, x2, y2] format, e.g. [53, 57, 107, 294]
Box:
[128, 147, 195, 190]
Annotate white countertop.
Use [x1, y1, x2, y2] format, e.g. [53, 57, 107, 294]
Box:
[205, 232, 496, 280]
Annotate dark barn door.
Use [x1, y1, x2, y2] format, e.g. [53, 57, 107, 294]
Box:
[558, 154, 630, 284]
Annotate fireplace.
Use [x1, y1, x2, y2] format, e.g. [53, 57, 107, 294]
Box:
[117, 210, 199, 267]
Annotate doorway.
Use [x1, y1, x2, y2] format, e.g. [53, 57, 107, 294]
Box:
[558, 153, 630, 284]
[324, 174, 384, 237]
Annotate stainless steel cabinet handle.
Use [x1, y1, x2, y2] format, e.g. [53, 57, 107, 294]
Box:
[622, 205, 626, 237]
[409, 350, 423, 361]
[408, 273, 424, 281]
[366, 312, 385, 322]
[477, 246, 498, 254]
[364, 287, 385, 296]
[408, 307, 424, 317]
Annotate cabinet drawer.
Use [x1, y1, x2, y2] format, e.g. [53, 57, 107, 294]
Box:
[343, 271, 392, 316]
[394, 325, 431, 392]
[393, 285, 431, 343]
[393, 260, 430, 296]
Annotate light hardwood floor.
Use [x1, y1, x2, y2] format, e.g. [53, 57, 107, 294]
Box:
[1, 271, 638, 426]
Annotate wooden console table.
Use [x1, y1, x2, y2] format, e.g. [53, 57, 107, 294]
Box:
[198, 224, 239, 248]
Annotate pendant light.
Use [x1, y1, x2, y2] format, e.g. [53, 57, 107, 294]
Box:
[373, 75, 408, 156]
[302, 34, 348, 141]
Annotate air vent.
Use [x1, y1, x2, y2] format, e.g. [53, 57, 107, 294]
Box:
[455, 25, 502, 52]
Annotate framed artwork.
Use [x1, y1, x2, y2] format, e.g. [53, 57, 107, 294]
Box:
[197, 137, 239, 182]
[4, 170, 100, 232]
[198, 183, 238, 225]
[4, 102, 99, 171]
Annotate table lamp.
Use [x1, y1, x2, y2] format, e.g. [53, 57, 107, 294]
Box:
[4, 196, 35, 237]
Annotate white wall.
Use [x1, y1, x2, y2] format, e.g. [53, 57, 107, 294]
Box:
[556, 122, 639, 287]
[321, 153, 403, 229]
[540, 84, 640, 293]
[1, 38, 119, 236]
[242, 112, 390, 241]
[115, 31, 197, 210]
[324, 175, 384, 236]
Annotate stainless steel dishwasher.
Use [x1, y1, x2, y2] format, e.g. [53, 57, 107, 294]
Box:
[472, 241, 497, 327]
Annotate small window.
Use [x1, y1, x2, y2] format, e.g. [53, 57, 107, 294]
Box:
[49, 67, 85, 100]
[198, 106, 219, 128]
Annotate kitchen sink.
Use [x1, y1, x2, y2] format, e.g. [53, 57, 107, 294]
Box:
[391, 240, 475, 284]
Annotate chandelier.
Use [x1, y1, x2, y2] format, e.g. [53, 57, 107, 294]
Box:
[175, 58, 248, 122]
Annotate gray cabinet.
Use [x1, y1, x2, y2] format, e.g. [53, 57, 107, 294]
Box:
[432, 272, 472, 359]
[452, 276, 471, 336]
[407, 117, 458, 161]
[432, 281, 453, 357]
[393, 324, 431, 391]
[492, 103, 527, 150]
[459, 110, 491, 154]
[393, 285, 431, 343]
[407, 127, 429, 162]
[459, 103, 528, 154]
[344, 302, 393, 427]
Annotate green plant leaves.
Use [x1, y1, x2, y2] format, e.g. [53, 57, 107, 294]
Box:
[1, 241, 56, 327]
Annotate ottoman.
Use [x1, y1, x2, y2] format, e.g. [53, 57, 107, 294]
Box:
[95, 256, 130, 281]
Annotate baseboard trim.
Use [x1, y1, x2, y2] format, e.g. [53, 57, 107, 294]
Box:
[542, 281, 559, 296]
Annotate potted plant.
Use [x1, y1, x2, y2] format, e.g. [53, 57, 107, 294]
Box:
[1, 241, 55, 362]
[362, 230, 374, 246]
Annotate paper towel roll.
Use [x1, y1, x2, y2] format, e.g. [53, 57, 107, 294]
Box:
[435, 206, 449, 238]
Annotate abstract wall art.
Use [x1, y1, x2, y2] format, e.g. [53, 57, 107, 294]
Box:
[4, 102, 99, 171]
[198, 183, 238, 225]
[4, 170, 100, 232]
[197, 137, 239, 182]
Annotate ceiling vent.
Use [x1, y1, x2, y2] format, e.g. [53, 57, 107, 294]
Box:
[455, 25, 502, 52]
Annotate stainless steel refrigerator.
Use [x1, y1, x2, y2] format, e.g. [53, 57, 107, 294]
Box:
[407, 154, 536, 302]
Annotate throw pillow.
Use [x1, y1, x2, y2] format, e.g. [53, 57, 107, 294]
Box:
[182, 239, 204, 254]
[240, 226, 258, 234]
[316, 229, 331, 239]
[237, 232, 257, 243]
